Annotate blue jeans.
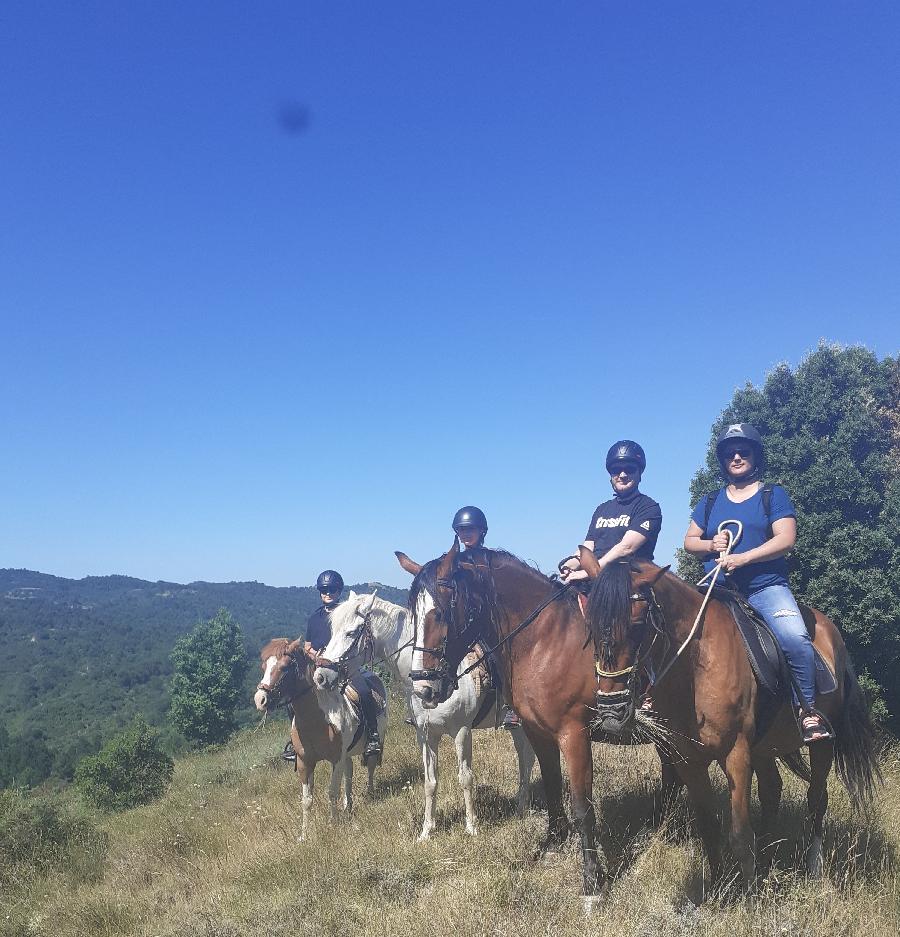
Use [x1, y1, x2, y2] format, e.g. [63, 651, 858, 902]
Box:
[747, 584, 815, 709]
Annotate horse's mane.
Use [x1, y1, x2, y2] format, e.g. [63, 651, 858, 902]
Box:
[586, 560, 639, 663]
[331, 593, 405, 642]
[260, 637, 292, 660]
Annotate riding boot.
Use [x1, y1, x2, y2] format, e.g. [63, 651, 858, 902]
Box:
[360, 688, 382, 761]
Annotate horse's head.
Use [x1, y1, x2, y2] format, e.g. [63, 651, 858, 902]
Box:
[580, 548, 669, 736]
[313, 591, 377, 690]
[254, 638, 310, 711]
[396, 541, 491, 707]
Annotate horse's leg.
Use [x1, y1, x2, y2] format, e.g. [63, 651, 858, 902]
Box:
[343, 754, 354, 814]
[298, 758, 314, 842]
[752, 755, 783, 878]
[806, 739, 834, 877]
[676, 760, 723, 889]
[418, 728, 439, 841]
[454, 725, 477, 836]
[653, 745, 685, 825]
[558, 729, 604, 899]
[529, 734, 568, 853]
[327, 758, 345, 821]
[512, 727, 536, 818]
[723, 739, 756, 888]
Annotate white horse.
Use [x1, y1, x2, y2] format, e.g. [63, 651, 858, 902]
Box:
[314, 585, 535, 841]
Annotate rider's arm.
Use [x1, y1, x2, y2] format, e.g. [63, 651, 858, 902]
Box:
[593, 530, 647, 574]
[684, 519, 721, 556]
[719, 517, 796, 571]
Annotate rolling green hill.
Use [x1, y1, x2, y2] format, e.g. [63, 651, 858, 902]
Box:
[0, 569, 407, 783]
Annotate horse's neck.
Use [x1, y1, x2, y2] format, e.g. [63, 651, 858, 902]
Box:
[491, 567, 566, 637]
[655, 574, 704, 643]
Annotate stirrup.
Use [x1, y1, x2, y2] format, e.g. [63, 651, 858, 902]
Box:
[282, 740, 297, 762]
[363, 738, 382, 761]
[800, 710, 834, 744]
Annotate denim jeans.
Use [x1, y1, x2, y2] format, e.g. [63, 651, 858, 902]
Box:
[747, 584, 815, 708]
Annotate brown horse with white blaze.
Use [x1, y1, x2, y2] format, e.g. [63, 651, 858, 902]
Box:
[254, 638, 382, 840]
[402, 541, 609, 898]
[580, 551, 880, 886]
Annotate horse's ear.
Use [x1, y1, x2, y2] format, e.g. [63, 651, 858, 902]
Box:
[286, 638, 305, 656]
[395, 551, 422, 576]
[361, 592, 377, 614]
[437, 538, 459, 581]
[578, 545, 601, 578]
[650, 565, 670, 585]
[348, 589, 358, 602]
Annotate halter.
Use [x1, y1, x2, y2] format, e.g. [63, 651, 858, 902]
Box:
[314, 602, 377, 690]
[594, 586, 669, 718]
[408, 572, 465, 695]
[257, 651, 312, 706]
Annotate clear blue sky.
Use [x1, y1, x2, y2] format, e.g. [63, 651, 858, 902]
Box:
[2, 3, 898, 588]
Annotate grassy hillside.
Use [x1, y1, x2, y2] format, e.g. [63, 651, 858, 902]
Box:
[0, 569, 406, 779]
[3, 697, 897, 937]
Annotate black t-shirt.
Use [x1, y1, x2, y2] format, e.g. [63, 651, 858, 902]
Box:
[585, 491, 662, 561]
[305, 606, 333, 652]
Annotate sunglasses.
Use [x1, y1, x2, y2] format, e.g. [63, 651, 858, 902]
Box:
[610, 463, 639, 476]
[724, 447, 752, 460]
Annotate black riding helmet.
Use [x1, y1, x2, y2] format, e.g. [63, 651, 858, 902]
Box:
[715, 423, 765, 478]
[605, 440, 646, 474]
[452, 506, 488, 535]
[315, 569, 344, 595]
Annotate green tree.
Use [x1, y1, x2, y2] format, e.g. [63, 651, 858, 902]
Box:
[168, 608, 249, 746]
[74, 716, 174, 811]
[678, 343, 900, 724]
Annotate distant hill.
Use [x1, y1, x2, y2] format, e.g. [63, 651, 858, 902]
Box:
[0, 568, 407, 783]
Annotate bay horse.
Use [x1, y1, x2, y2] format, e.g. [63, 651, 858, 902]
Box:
[406, 540, 616, 899]
[254, 638, 387, 841]
[313, 590, 536, 840]
[579, 552, 880, 886]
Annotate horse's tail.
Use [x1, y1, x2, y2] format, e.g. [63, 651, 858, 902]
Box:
[833, 657, 882, 809]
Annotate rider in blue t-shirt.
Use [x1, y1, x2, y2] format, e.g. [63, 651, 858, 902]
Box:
[683, 423, 831, 744]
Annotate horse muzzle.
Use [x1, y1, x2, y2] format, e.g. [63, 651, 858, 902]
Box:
[313, 663, 339, 689]
[594, 690, 635, 736]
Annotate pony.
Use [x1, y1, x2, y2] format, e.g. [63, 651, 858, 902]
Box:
[313, 588, 536, 840]
[407, 541, 613, 900]
[254, 637, 387, 840]
[580, 551, 880, 886]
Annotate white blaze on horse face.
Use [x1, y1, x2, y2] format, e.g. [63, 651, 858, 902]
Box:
[253, 655, 279, 710]
[411, 589, 441, 704]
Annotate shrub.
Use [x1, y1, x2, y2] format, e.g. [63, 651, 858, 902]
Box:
[74, 716, 174, 811]
[0, 788, 107, 886]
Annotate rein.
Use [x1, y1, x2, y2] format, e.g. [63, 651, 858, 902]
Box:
[652, 520, 742, 687]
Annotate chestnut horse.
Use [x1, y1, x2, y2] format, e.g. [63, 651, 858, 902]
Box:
[580, 553, 880, 886]
[254, 638, 385, 840]
[406, 541, 612, 898]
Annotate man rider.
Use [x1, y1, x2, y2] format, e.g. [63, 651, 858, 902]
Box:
[283, 569, 383, 762]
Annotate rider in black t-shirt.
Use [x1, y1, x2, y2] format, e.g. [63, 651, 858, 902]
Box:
[559, 440, 662, 583]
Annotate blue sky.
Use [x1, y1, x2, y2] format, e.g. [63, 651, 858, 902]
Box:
[2, 3, 898, 588]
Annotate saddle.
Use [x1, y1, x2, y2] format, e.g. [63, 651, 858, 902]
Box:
[463, 641, 498, 729]
[704, 585, 837, 737]
[341, 670, 387, 752]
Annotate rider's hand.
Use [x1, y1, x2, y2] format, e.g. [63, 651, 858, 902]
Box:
[304, 641, 315, 659]
[711, 532, 730, 553]
[718, 552, 747, 573]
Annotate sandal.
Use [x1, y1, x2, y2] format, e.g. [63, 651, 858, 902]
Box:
[801, 711, 833, 744]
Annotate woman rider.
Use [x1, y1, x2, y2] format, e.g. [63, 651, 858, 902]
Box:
[559, 440, 663, 583]
[682, 423, 831, 744]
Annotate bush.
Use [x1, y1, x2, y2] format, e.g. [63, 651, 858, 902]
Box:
[0, 788, 107, 886]
[74, 716, 174, 811]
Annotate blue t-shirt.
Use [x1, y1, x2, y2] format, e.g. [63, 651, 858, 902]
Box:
[690, 484, 796, 594]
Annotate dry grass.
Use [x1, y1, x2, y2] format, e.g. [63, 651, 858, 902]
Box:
[3, 703, 898, 937]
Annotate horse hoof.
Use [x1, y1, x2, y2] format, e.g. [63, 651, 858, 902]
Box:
[583, 895, 602, 916]
[465, 825, 478, 837]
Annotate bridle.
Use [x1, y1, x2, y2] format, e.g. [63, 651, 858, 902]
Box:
[257, 651, 312, 707]
[314, 603, 377, 690]
[594, 584, 669, 720]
